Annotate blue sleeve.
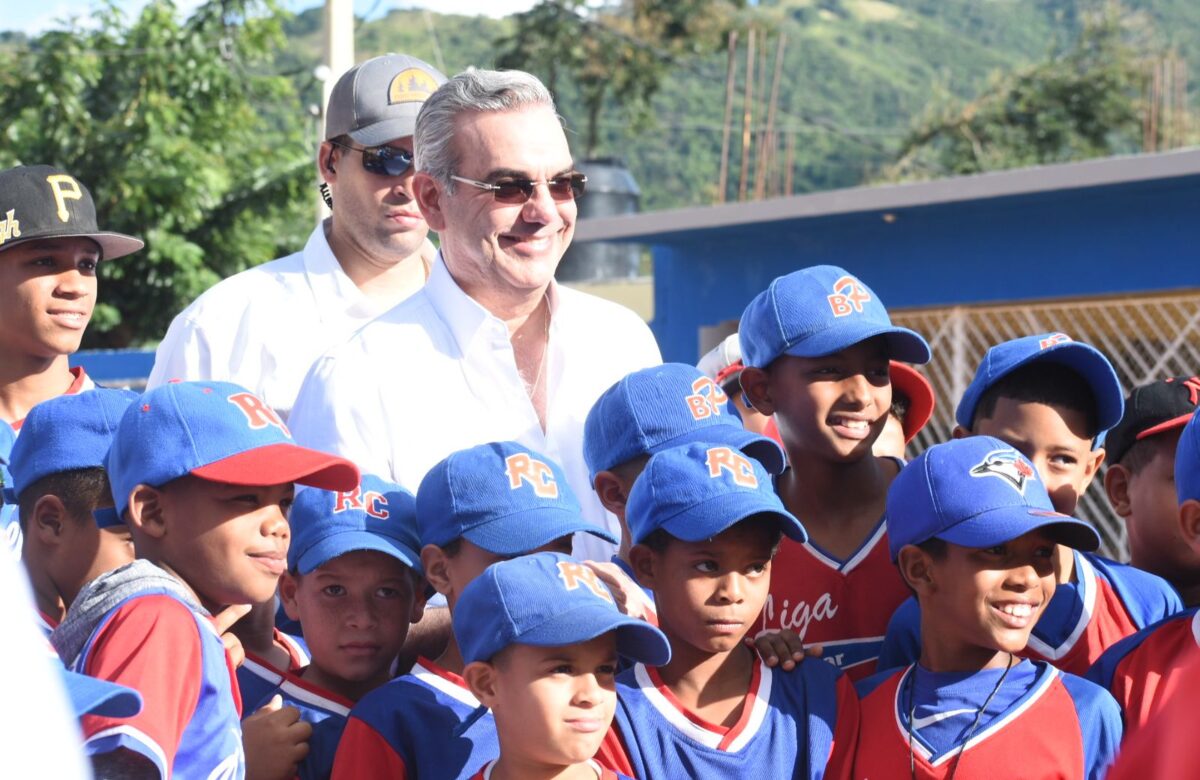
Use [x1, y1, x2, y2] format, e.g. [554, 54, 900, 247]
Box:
[1084, 624, 1150, 692]
[798, 659, 843, 777]
[300, 712, 348, 780]
[877, 596, 921, 672]
[1086, 553, 1184, 627]
[1060, 673, 1124, 780]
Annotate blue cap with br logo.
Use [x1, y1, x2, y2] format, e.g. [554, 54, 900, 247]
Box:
[626, 442, 807, 546]
[454, 552, 671, 666]
[738, 265, 931, 369]
[415, 441, 617, 555]
[584, 363, 786, 481]
[886, 436, 1101, 561]
[288, 474, 422, 575]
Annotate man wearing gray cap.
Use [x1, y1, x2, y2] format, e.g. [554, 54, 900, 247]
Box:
[149, 53, 446, 418]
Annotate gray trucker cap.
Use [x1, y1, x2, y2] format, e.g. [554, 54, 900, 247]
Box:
[324, 54, 447, 146]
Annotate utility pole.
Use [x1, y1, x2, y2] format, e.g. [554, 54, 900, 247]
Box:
[317, 0, 355, 221]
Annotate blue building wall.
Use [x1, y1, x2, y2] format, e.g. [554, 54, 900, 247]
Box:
[650, 174, 1200, 364]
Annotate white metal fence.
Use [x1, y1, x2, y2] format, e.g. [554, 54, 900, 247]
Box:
[891, 290, 1200, 559]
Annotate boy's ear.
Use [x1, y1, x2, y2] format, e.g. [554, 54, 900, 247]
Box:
[420, 544, 454, 597]
[1103, 463, 1133, 517]
[462, 661, 499, 708]
[410, 572, 429, 624]
[1080, 447, 1106, 491]
[1179, 500, 1200, 556]
[628, 544, 657, 590]
[951, 425, 971, 440]
[30, 495, 69, 544]
[739, 367, 773, 415]
[896, 545, 937, 595]
[593, 471, 630, 517]
[125, 485, 168, 540]
[278, 572, 302, 621]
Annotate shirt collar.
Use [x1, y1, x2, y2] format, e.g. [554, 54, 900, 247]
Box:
[302, 221, 377, 320]
[425, 251, 563, 352]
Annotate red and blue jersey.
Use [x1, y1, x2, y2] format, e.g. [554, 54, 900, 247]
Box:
[758, 518, 908, 681]
[878, 551, 1183, 675]
[469, 759, 631, 780]
[237, 628, 310, 718]
[596, 656, 858, 780]
[252, 671, 352, 780]
[332, 658, 498, 780]
[1106, 651, 1200, 780]
[1085, 607, 1200, 734]
[73, 592, 245, 778]
[853, 661, 1121, 779]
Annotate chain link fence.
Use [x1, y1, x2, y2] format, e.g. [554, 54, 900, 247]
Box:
[891, 291, 1200, 559]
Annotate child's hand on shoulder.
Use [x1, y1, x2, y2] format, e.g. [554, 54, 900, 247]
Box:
[243, 695, 312, 780]
[214, 604, 252, 669]
[583, 561, 657, 626]
[749, 629, 822, 671]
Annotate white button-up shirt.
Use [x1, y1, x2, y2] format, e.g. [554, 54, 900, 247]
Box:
[288, 254, 661, 560]
[148, 223, 395, 417]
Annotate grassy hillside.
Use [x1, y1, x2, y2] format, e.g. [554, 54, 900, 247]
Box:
[270, 0, 1195, 210]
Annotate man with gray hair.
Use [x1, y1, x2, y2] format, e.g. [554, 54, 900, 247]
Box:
[289, 69, 661, 563]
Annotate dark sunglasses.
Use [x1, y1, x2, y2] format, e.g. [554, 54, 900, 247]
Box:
[330, 140, 414, 177]
[450, 172, 588, 204]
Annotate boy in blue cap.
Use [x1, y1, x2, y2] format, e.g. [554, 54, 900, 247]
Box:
[856, 436, 1122, 779]
[880, 333, 1181, 676]
[51, 380, 358, 779]
[596, 442, 858, 779]
[737, 265, 932, 680]
[256, 474, 427, 780]
[1086, 410, 1200, 736]
[333, 441, 617, 780]
[584, 363, 785, 614]
[456, 552, 670, 780]
[6, 389, 136, 633]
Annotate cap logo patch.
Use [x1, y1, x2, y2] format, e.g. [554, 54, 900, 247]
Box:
[556, 561, 613, 603]
[333, 487, 389, 519]
[1167, 376, 1200, 405]
[827, 275, 871, 317]
[0, 210, 21, 246]
[45, 174, 83, 223]
[686, 376, 728, 421]
[504, 453, 559, 498]
[705, 446, 758, 488]
[388, 67, 439, 104]
[226, 392, 291, 437]
[970, 449, 1036, 494]
[1039, 333, 1072, 349]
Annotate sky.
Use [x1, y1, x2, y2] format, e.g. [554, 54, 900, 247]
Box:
[7, 0, 538, 36]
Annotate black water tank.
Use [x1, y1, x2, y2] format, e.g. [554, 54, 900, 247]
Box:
[557, 157, 641, 282]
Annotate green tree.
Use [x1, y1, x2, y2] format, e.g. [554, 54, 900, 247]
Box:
[0, 0, 313, 347]
[496, 0, 739, 157]
[882, 7, 1156, 181]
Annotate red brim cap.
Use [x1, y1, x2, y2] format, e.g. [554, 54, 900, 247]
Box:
[890, 361, 936, 444]
[191, 442, 360, 491]
[1136, 412, 1196, 442]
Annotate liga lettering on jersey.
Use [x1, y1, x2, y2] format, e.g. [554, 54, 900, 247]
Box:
[597, 657, 858, 780]
[853, 662, 1122, 779]
[74, 592, 245, 778]
[879, 551, 1184, 675]
[758, 519, 906, 681]
[1085, 608, 1200, 734]
[332, 658, 498, 780]
[253, 671, 351, 780]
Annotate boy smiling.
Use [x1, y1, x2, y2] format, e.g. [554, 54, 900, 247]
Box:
[51, 380, 358, 778]
[855, 436, 1121, 779]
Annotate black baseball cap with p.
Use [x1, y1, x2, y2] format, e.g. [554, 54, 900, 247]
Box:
[324, 54, 447, 145]
[0, 165, 143, 261]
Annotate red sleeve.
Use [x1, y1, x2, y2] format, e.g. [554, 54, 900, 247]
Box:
[825, 673, 860, 780]
[593, 723, 636, 777]
[331, 717, 407, 780]
[80, 595, 204, 769]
